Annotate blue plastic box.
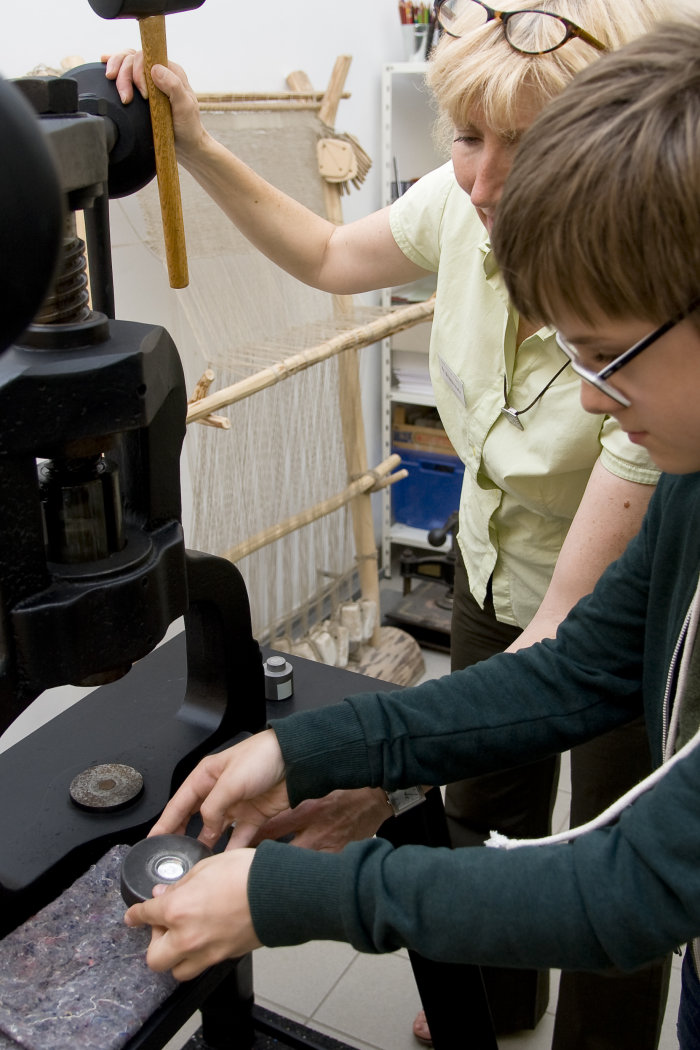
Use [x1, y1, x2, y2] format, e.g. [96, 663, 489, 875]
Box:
[391, 448, 464, 531]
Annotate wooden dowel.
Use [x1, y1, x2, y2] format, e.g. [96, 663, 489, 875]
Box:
[186, 299, 435, 423]
[319, 56, 353, 129]
[198, 101, 324, 112]
[196, 414, 231, 430]
[223, 455, 403, 563]
[189, 368, 216, 403]
[197, 90, 350, 103]
[371, 469, 408, 491]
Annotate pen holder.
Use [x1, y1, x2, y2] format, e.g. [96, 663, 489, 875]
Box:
[402, 23, 430, 61]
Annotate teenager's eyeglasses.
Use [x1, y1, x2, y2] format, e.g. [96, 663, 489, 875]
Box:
[555, 298, 700, 408]
[434, 0, 607, 55]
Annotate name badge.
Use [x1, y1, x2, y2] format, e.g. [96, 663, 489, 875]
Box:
[439, 355, 466, 406]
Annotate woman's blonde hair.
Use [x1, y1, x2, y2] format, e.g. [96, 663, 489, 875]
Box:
[427, 0, 689, 138]
[491, 19, 700, 329]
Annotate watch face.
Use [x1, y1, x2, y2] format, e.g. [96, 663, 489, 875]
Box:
[387, 786, 426, 815]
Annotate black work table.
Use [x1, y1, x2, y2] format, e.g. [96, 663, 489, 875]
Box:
[0, 632, 495, 1050]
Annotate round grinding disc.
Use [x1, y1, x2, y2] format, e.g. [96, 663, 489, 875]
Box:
[120, 834, 213, 906]
[69, 763, 144, 811]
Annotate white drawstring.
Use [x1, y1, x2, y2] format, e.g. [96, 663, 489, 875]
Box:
[487, 572, 700, 852]
[486, 722, 700, 850]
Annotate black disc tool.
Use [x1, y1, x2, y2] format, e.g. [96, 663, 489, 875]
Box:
[120, 834, 213, 906]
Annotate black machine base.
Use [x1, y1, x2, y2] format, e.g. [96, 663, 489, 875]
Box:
[183, 1007, 357, 1050]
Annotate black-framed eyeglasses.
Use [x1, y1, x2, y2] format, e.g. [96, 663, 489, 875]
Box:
[555, 298, 700, 408]
[434, 0, 607, 55]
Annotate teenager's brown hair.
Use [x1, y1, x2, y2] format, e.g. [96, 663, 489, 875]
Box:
[492, 19, 700, 330]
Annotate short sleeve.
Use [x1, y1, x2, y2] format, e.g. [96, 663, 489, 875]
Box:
[600, 415, 660, 485]
[389, 162, 455, 273]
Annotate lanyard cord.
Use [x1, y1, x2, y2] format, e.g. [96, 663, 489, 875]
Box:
[501, 360, 570, 429]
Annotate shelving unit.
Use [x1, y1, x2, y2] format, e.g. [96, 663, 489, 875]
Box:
[380, 62, 452, 573]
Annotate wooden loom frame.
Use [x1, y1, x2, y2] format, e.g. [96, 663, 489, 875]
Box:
[187, 58, 436, 650]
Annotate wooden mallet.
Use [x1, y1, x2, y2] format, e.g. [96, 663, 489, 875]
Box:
[89, 0, 206, 288]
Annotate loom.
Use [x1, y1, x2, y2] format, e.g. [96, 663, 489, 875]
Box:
[0, 42, 497, 1050]
[111, 60, 435, 686]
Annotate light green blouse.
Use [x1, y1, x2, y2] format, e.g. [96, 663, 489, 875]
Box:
[390, 162, 659, 628]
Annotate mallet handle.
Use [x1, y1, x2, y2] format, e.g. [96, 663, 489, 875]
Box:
[138, 14, 189, 288]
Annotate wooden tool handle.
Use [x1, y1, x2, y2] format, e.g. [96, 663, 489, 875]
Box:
[139, 14, 189, 288]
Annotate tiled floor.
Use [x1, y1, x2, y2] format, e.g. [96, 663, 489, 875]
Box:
[1, 628, 683, 1050]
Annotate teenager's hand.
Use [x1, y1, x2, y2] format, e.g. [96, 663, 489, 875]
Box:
[150, 729, 290, 851]
[125, 849, 260, 980]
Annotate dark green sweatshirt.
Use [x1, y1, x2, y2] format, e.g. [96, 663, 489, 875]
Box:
[249, 471, 700, 973]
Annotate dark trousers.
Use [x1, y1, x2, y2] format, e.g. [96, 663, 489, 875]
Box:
[445, 549, 671, 1047]
[679, 949, 700, 1050]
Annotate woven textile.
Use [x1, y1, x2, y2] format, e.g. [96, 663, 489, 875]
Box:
[0, 846, 175, 1050]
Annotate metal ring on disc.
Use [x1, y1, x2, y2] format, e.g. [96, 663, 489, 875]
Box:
[120, 834, 213, 906]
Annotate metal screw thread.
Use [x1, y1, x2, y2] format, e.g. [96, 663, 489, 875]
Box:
[35, 230, 91, 326]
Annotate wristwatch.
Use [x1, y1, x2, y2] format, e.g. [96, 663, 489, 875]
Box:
[384, 785, 426, 817]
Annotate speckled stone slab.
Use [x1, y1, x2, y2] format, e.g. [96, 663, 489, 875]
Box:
[0, 845, 176, 1050]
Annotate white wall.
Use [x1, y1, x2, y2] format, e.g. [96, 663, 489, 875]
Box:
[2, 0, 415, 533]
[1, 0, 406, 224]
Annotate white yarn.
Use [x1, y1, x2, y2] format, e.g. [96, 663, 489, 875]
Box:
[486, 724, 700, 850]
[488, 573, 700, 851]
[340, 603, 364, 643]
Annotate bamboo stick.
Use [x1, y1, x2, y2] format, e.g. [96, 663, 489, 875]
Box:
[186, 298, 435, 423]
[198, 101, 324, 112]
[223, 455, 406, 564]
[297, 56, 384, 644]
[188, 368, 231, 428]
[371, 471, 408, 492]
[190, 368, 215, 402]
[196, 87, 350, 113]
[197, 90, 350, 102]
[196, 414, 230, 429]
[318, 56, 352, 128]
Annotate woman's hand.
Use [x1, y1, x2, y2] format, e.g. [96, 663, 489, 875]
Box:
[249, 787, 392, 852]
[102, 50, 207, 163]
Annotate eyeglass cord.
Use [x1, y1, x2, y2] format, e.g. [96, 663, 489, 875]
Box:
[501, 359, 570, 429]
